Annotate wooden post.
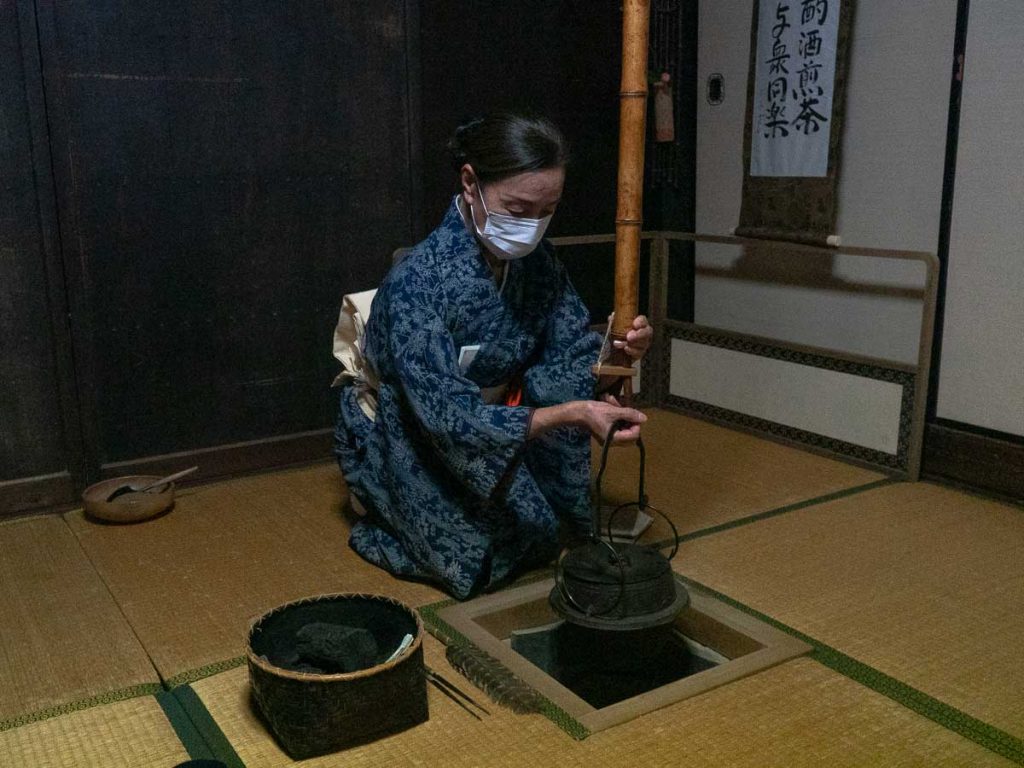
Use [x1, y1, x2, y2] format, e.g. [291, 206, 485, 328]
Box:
[612, 0, 651, 348]
[595, 0, 651, 392]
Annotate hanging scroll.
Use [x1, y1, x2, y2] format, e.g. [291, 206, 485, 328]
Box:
[737, 0, 855, 245]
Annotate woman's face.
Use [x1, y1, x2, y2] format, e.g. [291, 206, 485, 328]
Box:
[461, 165, 565, 231]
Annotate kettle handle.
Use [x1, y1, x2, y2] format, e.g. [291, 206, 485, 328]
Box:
[594, 422, 679, 560]
[592, 420, 643, 540]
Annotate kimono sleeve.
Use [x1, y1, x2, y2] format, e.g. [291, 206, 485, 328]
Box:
[522, 258, 602, 406]
[382, 264, 532, 501]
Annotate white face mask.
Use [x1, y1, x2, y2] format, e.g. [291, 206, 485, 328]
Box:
[469, 184, 552, 261]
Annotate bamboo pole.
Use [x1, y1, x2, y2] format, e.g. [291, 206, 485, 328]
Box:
[611, 0, 651, 356]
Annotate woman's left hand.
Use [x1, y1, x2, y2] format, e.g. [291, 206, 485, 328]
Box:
[612, 315, 653, 361]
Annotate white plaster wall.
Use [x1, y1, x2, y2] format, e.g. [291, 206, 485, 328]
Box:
[935, 0, 1024, 436]
[695, 0, 956, 365]
[670, 339, 904, 454]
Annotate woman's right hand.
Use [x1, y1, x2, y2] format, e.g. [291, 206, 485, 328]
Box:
[528, 395, 646, 443]
[579, 395, 646, 444]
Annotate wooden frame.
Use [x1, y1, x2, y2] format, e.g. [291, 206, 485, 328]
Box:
[436, 578, 810, 734]
[924, 422, 1024, 502]
[551, 231, 940, 480]
[99, 429, 334, 485]
[0, 473, 76, 520]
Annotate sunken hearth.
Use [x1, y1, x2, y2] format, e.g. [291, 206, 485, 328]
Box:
[437, 578, 811, 734]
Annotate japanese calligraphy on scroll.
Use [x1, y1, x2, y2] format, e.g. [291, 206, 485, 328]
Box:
[751, 0, 839, 177]
[737, 0, 853, 245]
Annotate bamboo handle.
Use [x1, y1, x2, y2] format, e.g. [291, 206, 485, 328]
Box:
[612, 0, 651, 347]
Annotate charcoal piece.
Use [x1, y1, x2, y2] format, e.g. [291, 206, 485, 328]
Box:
[295, 622, 379, 673]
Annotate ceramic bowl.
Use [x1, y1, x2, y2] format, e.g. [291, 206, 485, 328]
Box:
[82, 475, 175, 523]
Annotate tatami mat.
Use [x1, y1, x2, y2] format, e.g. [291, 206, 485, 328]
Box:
[191, 636, 1012, 767]
[58, 411, 882, 689]
[6, 434, 1019, 765]
[0, 696, 189, 768]
[596, 408, 883, 536]
[0, 516, 160, 726]
[64, 464, 446, 684]
[675, 481, 1024, 740]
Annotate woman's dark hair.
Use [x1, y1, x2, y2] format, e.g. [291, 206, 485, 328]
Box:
[447, 113, 570, 183]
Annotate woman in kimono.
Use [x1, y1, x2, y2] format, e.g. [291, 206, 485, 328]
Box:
[334, 113, 652, 599]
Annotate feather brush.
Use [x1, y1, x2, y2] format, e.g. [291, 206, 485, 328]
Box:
[445, 643, 545, 715]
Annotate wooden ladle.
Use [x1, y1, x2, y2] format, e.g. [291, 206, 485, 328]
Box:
[105, 466, 199, 502]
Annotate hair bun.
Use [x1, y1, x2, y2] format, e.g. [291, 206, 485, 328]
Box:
[446, 112, 569, 180]
[453, 115, 485, 140]
[448, 116, 485, 169]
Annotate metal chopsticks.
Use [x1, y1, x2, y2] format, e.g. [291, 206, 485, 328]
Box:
[425, 667, 491, 720]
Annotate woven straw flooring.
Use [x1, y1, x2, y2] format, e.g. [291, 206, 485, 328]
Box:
[676, 481, 1024, 739]
[58, 408, 877, 684]
[191, 638, 1012, 767]
[596, 409, 882, 535]
[0, 413, 1019, 765]
[0, 516, 159, 725]
[64, 464, 446, 684]
[0, 697, 188, 768]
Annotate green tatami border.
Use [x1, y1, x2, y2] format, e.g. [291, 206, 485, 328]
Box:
[674, 575, 1024, 766]
[0, 682, 163, 734]
[170, 685, 246, 768]
[156, 689, 218, 762]
[165, 655, 248, 690]
[677, 477, 895, 542]
[646, 476, 895, 551]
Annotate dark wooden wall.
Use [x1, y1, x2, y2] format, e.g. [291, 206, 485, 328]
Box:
[38, 0, 416, 471]
[0, 0, 80, 513]
[2, 0, 420, 513]
[418, 0, 623, 319]
[0, 0, 59, 480]
[1, 1, 696, 516]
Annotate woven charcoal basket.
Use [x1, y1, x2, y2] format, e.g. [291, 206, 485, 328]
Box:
[247, 592, 429, 759]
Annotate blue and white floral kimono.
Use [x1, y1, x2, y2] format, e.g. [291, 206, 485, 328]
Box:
[334, 198, 602, 599]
